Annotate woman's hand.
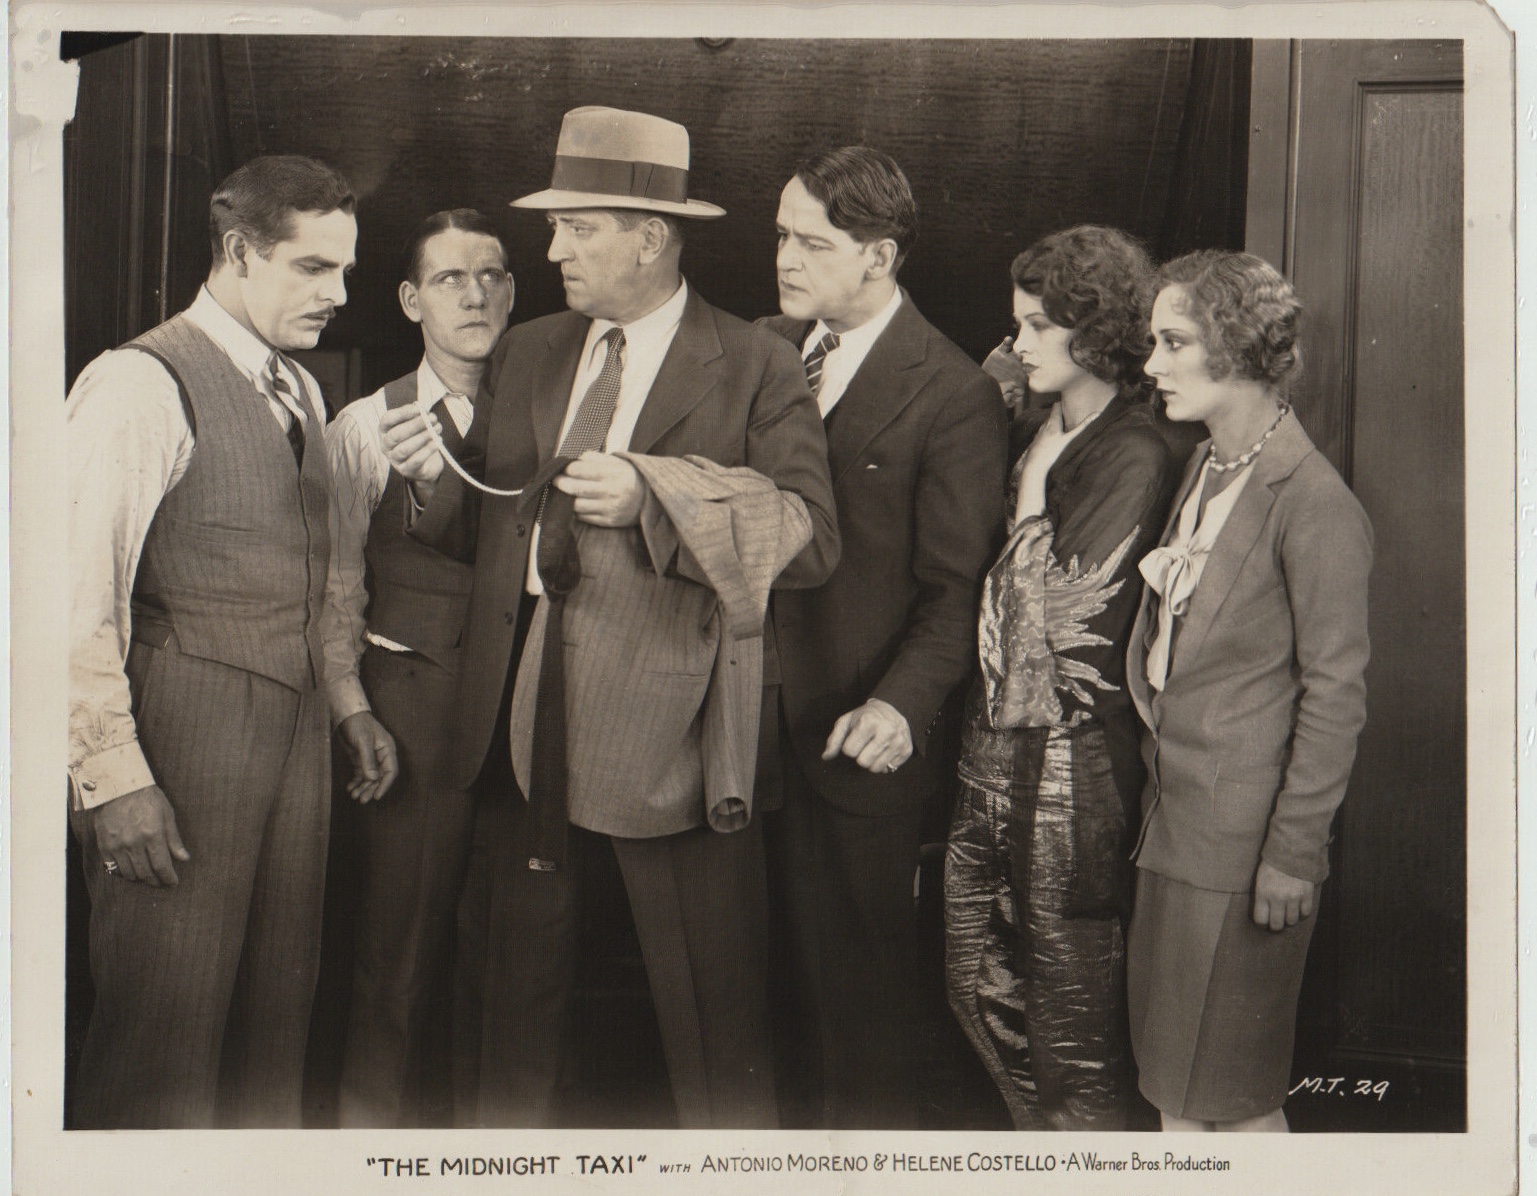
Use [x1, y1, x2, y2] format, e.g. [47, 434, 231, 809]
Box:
[982, 335, 1029, 416]
[1252, 860, 1317, 931]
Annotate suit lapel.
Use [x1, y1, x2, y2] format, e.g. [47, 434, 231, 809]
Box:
[628, 288, 724, 454]
[825, 292, 928, 481]
[532, 313, 590, 461]
[1126, 595, 1158, 730]
[1166, 415, 1311, 678]
[1127, 441, 1206, 724]
[1049, 390, 1133, 485]
[1156, 441, 1210, 547]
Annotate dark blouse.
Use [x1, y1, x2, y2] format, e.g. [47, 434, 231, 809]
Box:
[961, 391, 1177, 798]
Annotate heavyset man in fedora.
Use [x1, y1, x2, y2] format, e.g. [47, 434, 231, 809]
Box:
[760, 147, 1007, 1126]
[381, 106, 839, 1128]
[67, 154, 356, 1127]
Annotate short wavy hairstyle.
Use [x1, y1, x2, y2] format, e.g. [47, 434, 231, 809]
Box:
[401, 208, 507, 285]
[1156, 250, 1303, 387]
[209, 154, 355, 265]
[794, 146, 918, 268]
[1010, 225, 1156, 391]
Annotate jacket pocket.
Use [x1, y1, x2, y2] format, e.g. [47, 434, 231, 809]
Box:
[1218, 578, 1289, 633]
[1215, 759, 1285, 788]
[1208, 764, 1283, 871]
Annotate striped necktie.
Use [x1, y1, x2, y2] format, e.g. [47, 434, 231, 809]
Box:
[265, 354, 307, 467]
[803, 330, 840, 397]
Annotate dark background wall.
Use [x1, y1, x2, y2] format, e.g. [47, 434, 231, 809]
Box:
[65, 34, 1250, 402]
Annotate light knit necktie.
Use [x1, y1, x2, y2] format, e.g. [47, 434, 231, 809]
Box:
[265, 354, 307, 467]
[559, 327, 626, 458]
[803, 331, 840, 397]
[526, 326, 626, 872]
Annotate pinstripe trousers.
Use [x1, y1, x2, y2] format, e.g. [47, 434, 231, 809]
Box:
[71, 633, 329, 1128]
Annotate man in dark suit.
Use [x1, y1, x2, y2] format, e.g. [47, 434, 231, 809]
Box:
[380, 107, 838, 1129]
[761, 146, 1008, 1127]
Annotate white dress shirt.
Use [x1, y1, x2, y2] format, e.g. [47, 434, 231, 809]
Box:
[525, 279, 690, 594]
[321, 359, 474, 723]
[800, 284, 905, 417]
[67, 287, 327, 809]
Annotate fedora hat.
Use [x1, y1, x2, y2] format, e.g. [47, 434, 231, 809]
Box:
[511, 106, 725, 219]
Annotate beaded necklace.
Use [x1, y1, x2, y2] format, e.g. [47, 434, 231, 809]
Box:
[1208, 403, 1290, 474]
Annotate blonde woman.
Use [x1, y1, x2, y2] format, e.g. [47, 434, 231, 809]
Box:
[1127, 250, 1372, 1132]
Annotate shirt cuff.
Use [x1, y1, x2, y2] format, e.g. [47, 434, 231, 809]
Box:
[328, 674, 372, 727]
[68, 742, 157, 810]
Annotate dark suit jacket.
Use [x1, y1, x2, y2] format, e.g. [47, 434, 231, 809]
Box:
[414, 285, 840, 793]
[762, 292, 1008, 817]
[1127, 414, 1373, 891]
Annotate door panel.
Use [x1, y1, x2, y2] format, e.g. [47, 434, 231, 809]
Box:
[1343, 84, 1464, 1061]
[1249, 38, 1465, 1128]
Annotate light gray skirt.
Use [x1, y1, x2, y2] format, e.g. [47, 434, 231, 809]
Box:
[1126, 867, 1317, 1122]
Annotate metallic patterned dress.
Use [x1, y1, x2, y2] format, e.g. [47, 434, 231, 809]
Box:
[944, 393, 1177, 1130]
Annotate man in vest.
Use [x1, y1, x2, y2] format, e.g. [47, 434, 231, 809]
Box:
[66, 154, 357, 1128]
[320, 209, 514, 1127]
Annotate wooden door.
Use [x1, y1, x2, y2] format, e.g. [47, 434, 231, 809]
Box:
[1248, 39, 1465, 1131]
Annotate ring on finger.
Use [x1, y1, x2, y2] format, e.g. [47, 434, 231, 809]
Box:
[103, 859, 119, 875]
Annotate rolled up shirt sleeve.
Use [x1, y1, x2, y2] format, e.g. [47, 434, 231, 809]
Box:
[67, 350, 195, 809]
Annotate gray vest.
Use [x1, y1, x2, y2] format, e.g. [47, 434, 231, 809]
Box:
[360, 373, 474, 669]
[126, 314, 331, 692]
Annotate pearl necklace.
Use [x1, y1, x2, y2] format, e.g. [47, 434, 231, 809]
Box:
[1208, 403, 1290, 474]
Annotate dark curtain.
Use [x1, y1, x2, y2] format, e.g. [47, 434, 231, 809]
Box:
[61, 31, 235, 1118]
[63, 33, 234, 389]
[1156, 38, 1253, 259]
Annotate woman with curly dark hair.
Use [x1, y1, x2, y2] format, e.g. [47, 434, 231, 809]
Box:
[1126, 252, 1371, 1132]
[945, 225, 1178, 1129]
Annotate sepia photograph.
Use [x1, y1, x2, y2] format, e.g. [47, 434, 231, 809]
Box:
[9, 2, 1519, 1193]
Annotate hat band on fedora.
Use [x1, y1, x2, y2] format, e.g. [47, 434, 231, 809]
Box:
[549, 155, 690, 205]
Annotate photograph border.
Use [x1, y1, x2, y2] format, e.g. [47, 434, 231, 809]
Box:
[10, 3, 1520, 1193]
